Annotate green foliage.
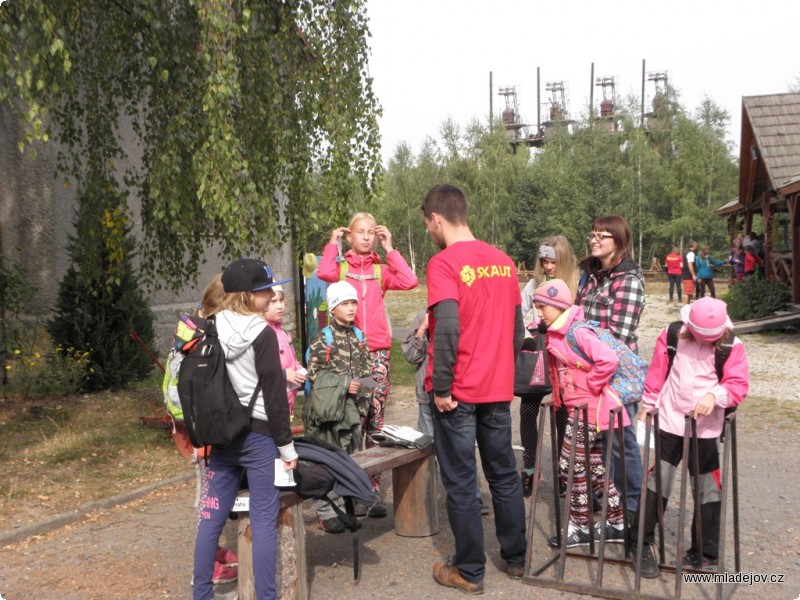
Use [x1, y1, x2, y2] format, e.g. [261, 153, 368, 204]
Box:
[1, 0, 381, 290]
[724, 277, 791, 321]
[4, 332, 92, 397]
[47, 181, 156, 391]
[380, 86, 737, 270]
[0, 256, 36, 365]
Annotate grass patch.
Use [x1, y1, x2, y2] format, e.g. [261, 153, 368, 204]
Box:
[738, 395, 800, 429]
[390, 338, 416, 388]
[0, 390, 188, 530]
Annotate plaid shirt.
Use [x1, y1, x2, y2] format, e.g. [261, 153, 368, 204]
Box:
[576, 256, 645, 352]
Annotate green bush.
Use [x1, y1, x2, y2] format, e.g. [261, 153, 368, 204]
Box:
[1, 256, 36, 386]
[47, 180, 155, 392]
[724, 277, 791, 321]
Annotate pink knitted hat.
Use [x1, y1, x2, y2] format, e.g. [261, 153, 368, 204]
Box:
[532, 279, 573, 310]
[680, 297, 733, 343]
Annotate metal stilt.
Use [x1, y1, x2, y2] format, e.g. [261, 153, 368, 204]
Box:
[521, 405, 741, 599]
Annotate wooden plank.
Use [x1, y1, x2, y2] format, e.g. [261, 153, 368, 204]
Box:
[734, 312, 800, 334]
[241, 443, 438, 598]
[392, 453, 439, 537]
[352, 444, 434, 477]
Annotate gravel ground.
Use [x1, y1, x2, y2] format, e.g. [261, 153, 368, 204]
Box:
[1, 289, 799, 600]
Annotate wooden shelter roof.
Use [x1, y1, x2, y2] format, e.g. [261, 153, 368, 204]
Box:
[740, 93, 800, 198]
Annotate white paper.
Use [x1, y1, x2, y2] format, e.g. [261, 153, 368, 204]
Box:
[384, 425, 423, 441]
[636, 420, 655, 449]
[232, 495, 250, 512]
[288, 367, 308, 390]
[274, 458, 296, 487]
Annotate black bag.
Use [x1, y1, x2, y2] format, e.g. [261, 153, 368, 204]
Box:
[177, 317, 260, 448]
[514, 330, 552, 395]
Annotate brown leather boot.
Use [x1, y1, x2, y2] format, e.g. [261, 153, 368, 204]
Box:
[432, 559, 484, 595]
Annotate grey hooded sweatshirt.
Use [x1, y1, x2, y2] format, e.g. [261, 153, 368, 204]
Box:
[215, 310, 297, 462]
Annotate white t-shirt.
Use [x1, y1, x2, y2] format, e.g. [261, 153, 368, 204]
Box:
[686, 250, 696, 276]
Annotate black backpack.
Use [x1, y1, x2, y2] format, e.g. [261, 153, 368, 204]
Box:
[177, 316, 261, 448]
[665, 320, 733, 382]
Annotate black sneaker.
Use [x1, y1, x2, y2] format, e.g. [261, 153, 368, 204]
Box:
[681, 548, 718, 569]
[594, 522, 625, 544]
[318, 517, 345, 534]
[548, 525, 591, 548]
[367, 499, 388, 518]
[520, 471, 534, 498]
[631, 543, 659, 579]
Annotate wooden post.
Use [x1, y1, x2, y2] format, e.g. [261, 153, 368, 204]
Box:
[237, 493, 308, 600]
[277, 503, 308, 600]
[237, 514, 254, 600]
[392, 452, 439, 537]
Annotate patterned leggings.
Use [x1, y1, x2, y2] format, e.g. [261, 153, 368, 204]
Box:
[560, 418, 624, 527]
[365, 348, 390, 436]
[364, 349, 391, 492]
[519, 394, 568, 470]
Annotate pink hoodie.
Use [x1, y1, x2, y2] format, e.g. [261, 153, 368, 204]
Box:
[642, 326, 749, 438]
[267, 321, 303, 415]
[545, 305, 630, 431]
[317, 245, 418, 351]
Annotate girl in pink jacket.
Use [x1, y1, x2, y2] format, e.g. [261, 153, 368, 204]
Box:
[629, 297, 749, 579]
[533, 279, 628, 549]
[262, 285, 306, 418]
[318, 213, 417, 506]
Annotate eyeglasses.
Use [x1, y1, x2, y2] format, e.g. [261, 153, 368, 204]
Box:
[587, 232, 614, 242]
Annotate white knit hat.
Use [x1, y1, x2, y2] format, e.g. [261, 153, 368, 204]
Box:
[327, 281, 358, 312]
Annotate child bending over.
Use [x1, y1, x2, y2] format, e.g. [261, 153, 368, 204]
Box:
[629, 297, 748, 578]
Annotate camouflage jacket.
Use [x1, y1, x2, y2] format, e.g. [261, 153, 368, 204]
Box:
[307, 319, 373, 415]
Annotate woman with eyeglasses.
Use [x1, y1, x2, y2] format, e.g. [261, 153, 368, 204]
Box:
[576, 215, 645, 520]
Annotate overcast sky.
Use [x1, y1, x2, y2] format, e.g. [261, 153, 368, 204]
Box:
[366, 0, 800, 164]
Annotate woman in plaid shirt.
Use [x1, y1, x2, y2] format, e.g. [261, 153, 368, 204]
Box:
[576, 215, 645, 517]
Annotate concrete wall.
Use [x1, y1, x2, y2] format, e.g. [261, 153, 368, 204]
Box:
[0, 104, 298, 357]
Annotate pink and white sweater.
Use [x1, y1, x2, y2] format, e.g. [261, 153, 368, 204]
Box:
[641, 326, 748, 438]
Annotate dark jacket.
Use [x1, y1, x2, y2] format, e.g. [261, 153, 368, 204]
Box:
[293, 437, 377, 506]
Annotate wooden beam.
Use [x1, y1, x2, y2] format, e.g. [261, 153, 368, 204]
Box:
[789, 195, 800, 303]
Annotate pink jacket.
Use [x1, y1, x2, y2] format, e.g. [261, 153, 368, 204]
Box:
[317, 245, 418, 351]
[545, 305, 630, 431]
[267, 321, 303, 415]
[642, 327, 749, 438]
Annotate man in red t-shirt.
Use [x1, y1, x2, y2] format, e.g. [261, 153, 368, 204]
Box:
[664, 247, 683, 302]
[422, 184, 526, 594]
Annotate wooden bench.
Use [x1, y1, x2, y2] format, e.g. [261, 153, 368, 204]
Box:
[235, 444, 438, 600]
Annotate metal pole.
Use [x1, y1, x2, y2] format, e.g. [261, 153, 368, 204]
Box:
[590, 62, 595, 122]
[489, 71, 493, 129]
[537, 67, 541, 131]
[641, 59, 646, 126]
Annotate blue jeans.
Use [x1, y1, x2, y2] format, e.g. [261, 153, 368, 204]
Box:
[193, 432, 280, 600]
[604, 403, 643, 513]
[432, 399, 526, 583]
[418, 401, 434, 438]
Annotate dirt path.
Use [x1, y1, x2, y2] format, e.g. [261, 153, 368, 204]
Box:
[1, 289, 799, 599]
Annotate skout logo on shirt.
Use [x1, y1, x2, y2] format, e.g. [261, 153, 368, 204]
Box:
[461, 264, 513, 286]
[460, 265, 476, 286]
